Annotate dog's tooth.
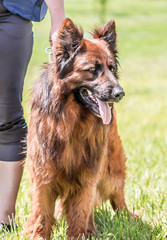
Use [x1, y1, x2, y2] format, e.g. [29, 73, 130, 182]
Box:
[84, 89, 99, 106]
[87, 90, 92, 95]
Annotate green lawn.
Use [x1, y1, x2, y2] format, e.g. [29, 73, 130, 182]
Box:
[1, 0, 167, 239]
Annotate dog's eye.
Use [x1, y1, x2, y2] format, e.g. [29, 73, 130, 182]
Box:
[109, 65, 116, 73]
[89, 67, 97, 73]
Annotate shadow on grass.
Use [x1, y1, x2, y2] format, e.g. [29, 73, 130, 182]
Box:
[94, 204, 163, 240]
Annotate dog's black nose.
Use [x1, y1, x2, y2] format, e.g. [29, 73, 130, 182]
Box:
[112, 87, 125, 101]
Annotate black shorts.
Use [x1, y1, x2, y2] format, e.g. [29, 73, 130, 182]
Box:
[0, 3, 33, 161]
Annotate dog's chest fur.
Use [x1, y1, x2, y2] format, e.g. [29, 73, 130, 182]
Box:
[60, 119, 111, 171]
[51, 118, 111, 197]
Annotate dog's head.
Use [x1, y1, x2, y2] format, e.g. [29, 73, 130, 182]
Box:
[53, 18, 125, 124]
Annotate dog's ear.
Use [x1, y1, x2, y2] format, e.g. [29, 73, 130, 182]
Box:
[53, 18, 83, 78]
[93, 20, 117, 51]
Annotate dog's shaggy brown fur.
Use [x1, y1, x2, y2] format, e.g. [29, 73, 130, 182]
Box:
[26, 18, 129, 240]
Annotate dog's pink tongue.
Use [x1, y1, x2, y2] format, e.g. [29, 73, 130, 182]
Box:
[96, 98, 111, 125]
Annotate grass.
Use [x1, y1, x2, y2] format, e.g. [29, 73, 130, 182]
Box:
[1, 0, 167, 239]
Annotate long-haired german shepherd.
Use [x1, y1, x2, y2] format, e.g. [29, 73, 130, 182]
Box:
[26, 18, 130, 240]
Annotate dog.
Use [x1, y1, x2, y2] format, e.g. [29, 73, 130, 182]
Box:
[26, 18, 129, 240]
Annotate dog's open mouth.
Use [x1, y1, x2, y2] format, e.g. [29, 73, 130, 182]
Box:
[79, 88, 112, 125]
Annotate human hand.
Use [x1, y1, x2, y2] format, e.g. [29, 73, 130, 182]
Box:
[49, 23, 61, 46]
[44, 0, 65, 45]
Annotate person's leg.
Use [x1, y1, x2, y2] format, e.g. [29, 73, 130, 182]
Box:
[0, 3, 33, 226]
[0, 161, 23, 224]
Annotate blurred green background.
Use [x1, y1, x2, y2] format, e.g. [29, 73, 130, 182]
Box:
[18, 0, 167, 238]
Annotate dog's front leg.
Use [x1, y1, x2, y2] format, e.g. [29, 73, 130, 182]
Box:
[27, 180, 56, 240]
[64, 184, 96, 240]
[87, 210, 97, 236]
